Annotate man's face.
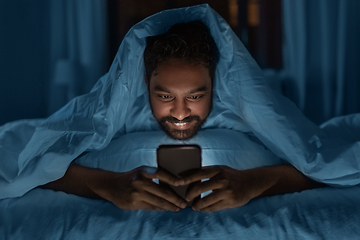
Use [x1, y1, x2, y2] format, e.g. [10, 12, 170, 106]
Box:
[147, 59, 212, 140]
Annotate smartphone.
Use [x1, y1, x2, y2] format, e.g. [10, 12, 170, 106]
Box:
[157, 144, 201, 207]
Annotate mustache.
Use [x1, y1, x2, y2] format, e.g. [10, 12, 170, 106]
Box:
[159, 115, 201, 124]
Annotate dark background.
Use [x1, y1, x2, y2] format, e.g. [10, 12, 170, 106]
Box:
[0, 0, 282, 126]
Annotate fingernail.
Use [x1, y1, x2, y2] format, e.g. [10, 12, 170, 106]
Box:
[181, 202, 186, 208]
[178, 179, 185, 185]
[175, 208, 181, 212]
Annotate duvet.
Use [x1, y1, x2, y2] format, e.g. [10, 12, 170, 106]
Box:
[1, 124, 360, 239]
[1, 4, 360, 239]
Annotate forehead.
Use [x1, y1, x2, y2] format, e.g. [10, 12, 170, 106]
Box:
[149, 60, 212, 92]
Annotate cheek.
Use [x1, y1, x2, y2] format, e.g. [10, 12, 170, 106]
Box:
[150, 98, 169, 118]
[192, 99, 211, 119]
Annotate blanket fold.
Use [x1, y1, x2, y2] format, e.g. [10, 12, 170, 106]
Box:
[1, 4, 359, 199]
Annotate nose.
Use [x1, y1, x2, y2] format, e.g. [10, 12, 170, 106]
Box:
[170, 99, 191, 120]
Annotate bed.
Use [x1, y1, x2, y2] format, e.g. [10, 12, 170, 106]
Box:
[1, 4, 360, 239]
[2, 180, 360, 239]
[1, 123, 360, 239]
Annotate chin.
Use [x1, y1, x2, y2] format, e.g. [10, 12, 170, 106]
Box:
[167, 129, 197, 140]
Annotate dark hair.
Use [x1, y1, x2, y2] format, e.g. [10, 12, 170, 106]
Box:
[144, 20, 219, 81]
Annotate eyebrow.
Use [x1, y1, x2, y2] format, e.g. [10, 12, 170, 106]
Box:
[153, 85, 170, 93]
[189, 86, 208, 94]
[153, 85, 208, 94]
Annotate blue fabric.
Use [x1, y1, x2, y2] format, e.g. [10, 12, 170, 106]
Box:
[1, 130, 359, 239]
[74, 129, 284, 172]
[2, 187, 360, 239]
[2, 185, 360, 239]
[0, 4, 360, 200]
[281, 0, 360, 123]
[48, 0, 108, 114]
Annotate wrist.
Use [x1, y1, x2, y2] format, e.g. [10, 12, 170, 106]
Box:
[257, 164, 324, 198]
[81, 166, 118, 200]
[247, 166, 280, 198]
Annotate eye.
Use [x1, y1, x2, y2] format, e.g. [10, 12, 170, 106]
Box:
[157, 94, 174, 101]
[187, 95, 203, 101]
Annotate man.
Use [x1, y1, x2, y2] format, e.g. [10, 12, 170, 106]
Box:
[42, 20, 323, 212]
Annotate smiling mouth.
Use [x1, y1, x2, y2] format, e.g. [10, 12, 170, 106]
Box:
[157, 115, 204, 140]
[168, 121, 193, 130]
[174, 122, 187, 126]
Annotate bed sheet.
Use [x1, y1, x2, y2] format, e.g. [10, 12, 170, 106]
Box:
[2, 127, 360, 239]
[1, 183, 359, 239]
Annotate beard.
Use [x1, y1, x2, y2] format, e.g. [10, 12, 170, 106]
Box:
[157, 115, 205, 140]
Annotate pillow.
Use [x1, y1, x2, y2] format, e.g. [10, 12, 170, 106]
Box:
[75, 129, 284, 172]
[320, 113, 360, 142]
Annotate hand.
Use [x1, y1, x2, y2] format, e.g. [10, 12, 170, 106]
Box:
[44, 163, 321, 212]
[90, 166, 187, 212]
[178, 166, 275, 212]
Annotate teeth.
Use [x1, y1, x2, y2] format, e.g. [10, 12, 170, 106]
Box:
[174, 122, 187, 126]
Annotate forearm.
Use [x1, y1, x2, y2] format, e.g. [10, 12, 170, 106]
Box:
[181, 164, 325, 212]
[257, 164, 325, 198]
[40, 163, 115, 199]
[41, 164, 187, 211]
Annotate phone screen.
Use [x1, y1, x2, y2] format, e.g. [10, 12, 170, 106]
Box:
[157, 144, 201, 206]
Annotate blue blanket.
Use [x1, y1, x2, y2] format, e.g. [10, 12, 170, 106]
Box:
[1, 4, 360, 239]
[1, 4, 360, 200]
[1, 128, 360, 239]
[2, 185, 359, 239]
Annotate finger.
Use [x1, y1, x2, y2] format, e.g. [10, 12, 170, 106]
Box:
[191, 189, 226, 211]
[137, 180, 187, 209]
[136, 201, 167, 211]
[178, 167, 221, 185]
[137, 166, 158, 177]
[141, 167, 180, 186]
[140, 190, 182, 212]
[196, 200, 229, 213]
[185, 176, 226, 201]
